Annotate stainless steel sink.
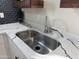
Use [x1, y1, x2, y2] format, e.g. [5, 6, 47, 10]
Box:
[16, 30, 61, 54]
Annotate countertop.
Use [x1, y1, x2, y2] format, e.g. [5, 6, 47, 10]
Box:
[0, 22, 79, 59]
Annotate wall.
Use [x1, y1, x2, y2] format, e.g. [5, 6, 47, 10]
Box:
[24, 0, 79, 35]
[23, 8, 47, 31]
[44, 0, 79, 35]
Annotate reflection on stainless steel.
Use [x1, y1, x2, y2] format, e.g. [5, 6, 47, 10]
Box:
[16, 30, 60, 54]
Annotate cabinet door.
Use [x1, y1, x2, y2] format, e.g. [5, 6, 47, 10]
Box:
[60, 0, 79, 8]
[15, 0, 44, 8]
[1, 33, 27, 59]
[31, 0, 44, 8]
[15, 0, 31, 8]
[8, 38, 27, 59]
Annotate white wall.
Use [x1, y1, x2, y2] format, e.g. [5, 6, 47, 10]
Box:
[23, 8, 47, 31]
[54, 8, 79, 35]
[44, 0, 79, 35]
[24, 0, 79, 35]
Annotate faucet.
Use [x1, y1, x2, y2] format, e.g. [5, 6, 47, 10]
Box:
[44, 16, 64, 38]
[44, 16, 52, 33]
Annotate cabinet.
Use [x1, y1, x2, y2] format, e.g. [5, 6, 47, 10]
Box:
[8, 37, 27, 59]
[60, 0, 79, 8]
[31, 0, 44, 8]
[10, 40, 27, 59]
[15, 0, 44, 8]
[1, 33, 27, 59]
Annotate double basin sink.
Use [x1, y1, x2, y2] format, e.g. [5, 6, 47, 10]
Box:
[16, 30, 61, 54]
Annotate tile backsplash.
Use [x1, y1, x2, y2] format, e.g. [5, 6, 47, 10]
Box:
[0, 0, 21, 24]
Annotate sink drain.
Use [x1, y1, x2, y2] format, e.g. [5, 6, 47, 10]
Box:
[34, 45, 42, 51]
[33, 45, 49, 54]
[35, 46, 41, 50]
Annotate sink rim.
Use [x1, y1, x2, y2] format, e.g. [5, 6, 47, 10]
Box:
[16, 29, 60, 42]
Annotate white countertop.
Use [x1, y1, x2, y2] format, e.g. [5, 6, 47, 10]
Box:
[0, 23, 28, 39]
[0, 23, 79, 59]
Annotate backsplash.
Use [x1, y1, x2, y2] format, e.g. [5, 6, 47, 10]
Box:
[44, 0, 79, 35]
[24, 0, 79, 35]
[0, 0, 23, 24]
[24, 8, 46, 31]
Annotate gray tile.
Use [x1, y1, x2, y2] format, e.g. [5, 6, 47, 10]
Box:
[0, 0, 21, 24]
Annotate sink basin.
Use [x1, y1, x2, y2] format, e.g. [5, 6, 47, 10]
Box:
[16, 30, 61, 54]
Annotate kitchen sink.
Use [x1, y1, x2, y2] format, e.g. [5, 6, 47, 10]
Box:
[16, 30, 61, 54]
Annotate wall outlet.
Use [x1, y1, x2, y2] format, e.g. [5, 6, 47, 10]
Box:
[0, 13, 4, 18]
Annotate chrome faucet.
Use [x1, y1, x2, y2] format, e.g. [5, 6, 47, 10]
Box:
[44, 16, 64, 38]
[44, 16, 52, 33]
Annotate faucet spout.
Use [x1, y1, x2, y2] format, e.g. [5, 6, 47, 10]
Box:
[44, 16, 49, 33]
[44, 16, 52, 33]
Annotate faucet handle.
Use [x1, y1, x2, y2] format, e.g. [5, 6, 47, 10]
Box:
[49, 27, 64, 37]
